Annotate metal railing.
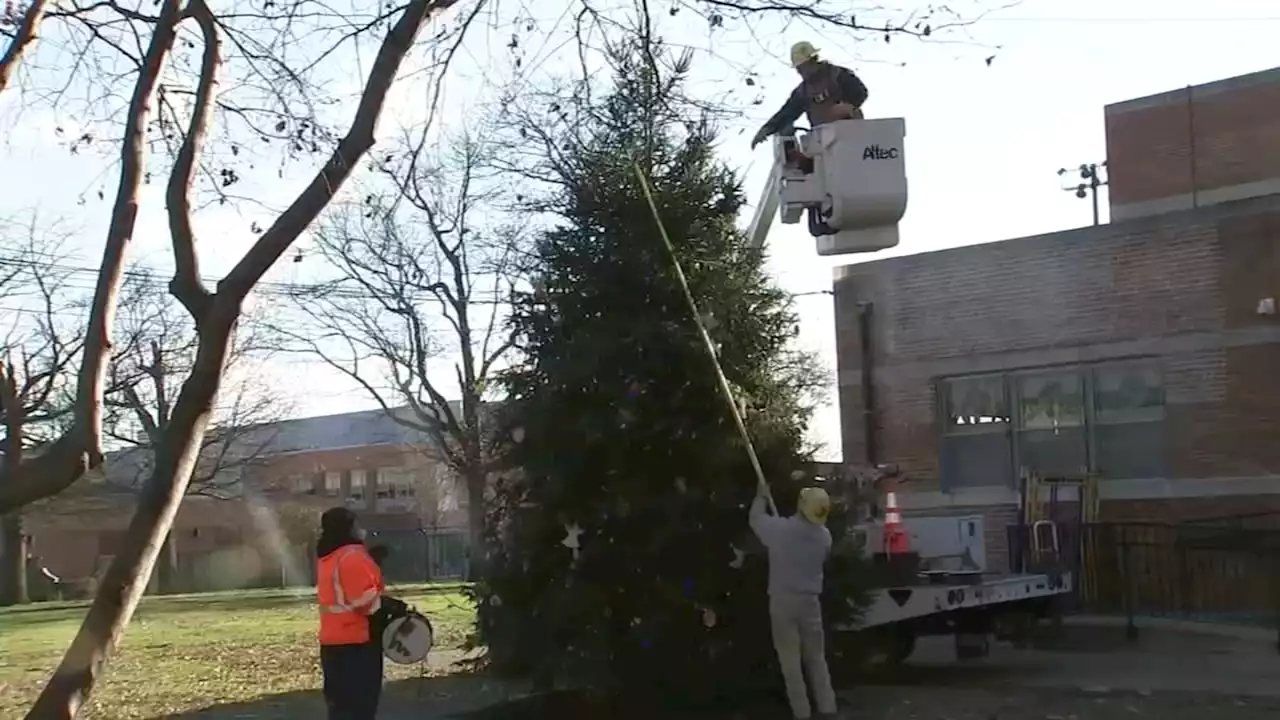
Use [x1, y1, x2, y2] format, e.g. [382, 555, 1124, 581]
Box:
[1181, 511, 1280, 531]
[367, 527, 471, 583]
[1008, 521, 1280, 647]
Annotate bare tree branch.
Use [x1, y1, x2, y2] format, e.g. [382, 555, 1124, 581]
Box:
[0, 221, 87, 606]
[277, 131, 522, 576]
[164, 0, 219, 321]
[98, 269, 289, 499]
[0, 0, 50, 94]
[0, 0, 184, 515]
[220, 0, 463, 303]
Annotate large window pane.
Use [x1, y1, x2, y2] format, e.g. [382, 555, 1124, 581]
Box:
[1093, 366, 1165, 479]
[942, 434, 1013, 488]
[943, 375, 1010, 431]
[1094, 367, 1164, 423]
[1017, 372, 1084, 430]
[1018, 428, 1088, 477]
[1016, 372, 1086, 477]
[940, 376, 1012, 488]
[1096, 422, 1167, 479]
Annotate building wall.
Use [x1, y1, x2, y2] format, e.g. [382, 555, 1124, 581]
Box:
[1107, 66, 1280, 221]
[246, 443, 467, 526]
[26, 442, 469, 587]
[833, 194, 1280, 529]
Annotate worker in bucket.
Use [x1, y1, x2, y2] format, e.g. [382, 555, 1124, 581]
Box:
[750, 41, 869, 149]
[749, 485, 840, 720]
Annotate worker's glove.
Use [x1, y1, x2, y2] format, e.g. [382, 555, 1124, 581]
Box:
[833, 102, 859, 119]
[750, 127, 769, 149]
[381, 595, 410, 619]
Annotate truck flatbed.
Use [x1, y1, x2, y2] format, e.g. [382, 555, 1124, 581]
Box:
[839, 570, 1074, 631]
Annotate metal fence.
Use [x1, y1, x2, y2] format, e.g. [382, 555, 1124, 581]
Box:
[1008, 521, 1280, 641]
[367, 527, 471, 583]
[144, 526, 471, 595]
[1181, 511, 1280, 531]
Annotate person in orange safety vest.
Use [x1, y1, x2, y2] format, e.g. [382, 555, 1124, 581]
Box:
[316, 507, 406, 720]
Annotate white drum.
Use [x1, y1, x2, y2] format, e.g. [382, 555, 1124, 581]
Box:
[381, 612, 434, 665]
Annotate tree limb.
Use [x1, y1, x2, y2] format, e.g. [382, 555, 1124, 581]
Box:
[219, 0, 461, 304]
[0, 0, 183, 515]
[0, 0, 50, 95]
[164, 0, 219, 322]
[0, 360, 26, 473]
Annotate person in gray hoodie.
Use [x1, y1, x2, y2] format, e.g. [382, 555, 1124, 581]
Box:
[749, 485, 839, 720]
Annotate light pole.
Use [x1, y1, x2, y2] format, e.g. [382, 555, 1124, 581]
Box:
[1057, 162, 1109, 226]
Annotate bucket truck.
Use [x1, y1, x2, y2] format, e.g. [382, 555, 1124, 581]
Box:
[750, 124, 1078, 666]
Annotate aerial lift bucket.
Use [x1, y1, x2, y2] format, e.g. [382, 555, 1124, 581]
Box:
[747, 117, 908, 256]
[746, 118, 908, 256]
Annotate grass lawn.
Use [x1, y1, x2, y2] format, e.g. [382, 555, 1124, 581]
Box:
[0, 584, 476, 719]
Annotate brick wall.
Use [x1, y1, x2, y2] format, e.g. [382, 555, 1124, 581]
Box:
[25, 497, 257, 580]
[1102, 495, 1280, 523]
[25, 443, 468, 584]
[833, 194, 1280, 503]
[1107, 66, 1280, 220]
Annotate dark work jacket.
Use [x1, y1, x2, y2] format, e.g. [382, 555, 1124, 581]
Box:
[761, 62, 869, 135]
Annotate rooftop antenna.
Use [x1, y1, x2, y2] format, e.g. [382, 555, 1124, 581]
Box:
[1057, 162, 1109, 226]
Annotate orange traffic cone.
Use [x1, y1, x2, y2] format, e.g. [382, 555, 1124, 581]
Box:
[883, 491, 911, 554]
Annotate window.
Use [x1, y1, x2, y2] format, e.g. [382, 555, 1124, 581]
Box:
[323, 471, 341, 497]
[290, 475, 316, 495]
[937, 362, 1166, 489]
[939, 375, 1013, 489]
[1092, 366, 1166, 479]
[350, 470, 367, 502]
[1015, 371, 1087, 478]
[377, 469, 418, 500]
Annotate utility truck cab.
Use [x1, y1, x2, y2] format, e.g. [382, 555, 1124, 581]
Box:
[748, 117, 909, 256]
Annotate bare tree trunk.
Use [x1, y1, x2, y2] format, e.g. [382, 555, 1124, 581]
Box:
[0, 511, 28, 605]
[0, 0, 50, 95]
[464, 468, 486, 581]
[156, 532, 178, 595]
[25, 318, 236, 719]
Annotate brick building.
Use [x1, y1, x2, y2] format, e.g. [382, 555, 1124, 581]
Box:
[833, 66, 1280, 568]
[24, 406, 471, 592]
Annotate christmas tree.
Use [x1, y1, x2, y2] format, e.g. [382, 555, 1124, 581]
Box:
[475, 42, 871, 712]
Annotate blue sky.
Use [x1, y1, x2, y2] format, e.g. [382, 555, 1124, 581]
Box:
[0, 0, 1277, 460]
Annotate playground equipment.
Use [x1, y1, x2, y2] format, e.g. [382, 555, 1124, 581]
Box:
[747, 117, 908, 255]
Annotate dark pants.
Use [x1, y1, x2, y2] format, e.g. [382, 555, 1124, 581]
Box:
[321, 641, 384, 720]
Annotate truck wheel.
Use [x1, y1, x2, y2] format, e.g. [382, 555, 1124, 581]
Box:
[954, 632, 990, 661]
[1001, 612, 1035, 649]
[827, 632, 873, 681]
[886, 626, 917, 665]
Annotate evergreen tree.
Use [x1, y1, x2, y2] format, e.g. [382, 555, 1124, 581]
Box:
[476, 43, 870, 711]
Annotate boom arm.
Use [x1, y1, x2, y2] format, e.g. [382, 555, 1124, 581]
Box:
[746, 163, 782, 251]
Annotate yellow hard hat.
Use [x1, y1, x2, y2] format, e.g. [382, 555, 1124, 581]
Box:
[797, 487, 831, 525]
[790, 41, 820, 68]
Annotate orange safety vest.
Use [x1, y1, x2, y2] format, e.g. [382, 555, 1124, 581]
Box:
[316, 544, 384, 646]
